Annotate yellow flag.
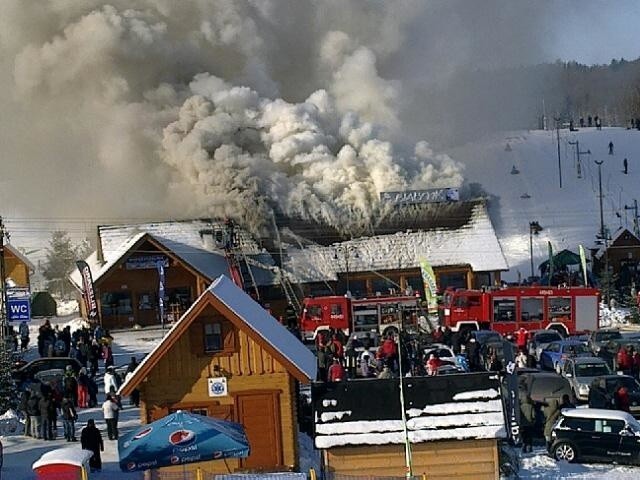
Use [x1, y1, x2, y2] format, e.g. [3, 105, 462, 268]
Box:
[419, 259, 438, 313]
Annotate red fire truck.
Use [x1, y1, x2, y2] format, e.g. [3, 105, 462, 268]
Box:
[299, 294, 423, 341]
[440, 286, 600, 336]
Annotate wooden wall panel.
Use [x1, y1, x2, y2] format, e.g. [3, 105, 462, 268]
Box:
[327, 440, 498, 480]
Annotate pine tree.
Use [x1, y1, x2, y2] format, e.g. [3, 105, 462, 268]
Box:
[42, 231, 91, 299]
[0, 338, 17, 414]
[599, 268, 619, 306]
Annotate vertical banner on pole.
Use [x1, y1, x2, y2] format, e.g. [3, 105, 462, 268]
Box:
[76, 261, 99, 321]
[579, 245, 589, 287]
[547, 242, 554, 286]
[157, 262, 165, 329]
[419, 259, 438, 314]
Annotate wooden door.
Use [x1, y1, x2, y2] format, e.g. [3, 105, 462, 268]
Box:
[236, 392, 282, 470]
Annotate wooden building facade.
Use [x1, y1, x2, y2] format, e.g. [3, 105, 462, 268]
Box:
[593, 228, 640, 289]
[4, 244, 34, 288]
[313, 373, 506, 480]
[119, 275, 316, 475]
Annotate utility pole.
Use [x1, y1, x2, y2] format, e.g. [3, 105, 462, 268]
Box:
[568, 140, 590, 179]
[0, 217, 7, 342]
[595, 161, 605, 240]
[554, 117, 563, 188]
[595, 160, 611, 303]
[625, 199, 639, 236]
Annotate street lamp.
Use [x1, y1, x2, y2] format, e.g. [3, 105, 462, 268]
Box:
[334, 245, 359, 296]
[529, 221, 543, 279]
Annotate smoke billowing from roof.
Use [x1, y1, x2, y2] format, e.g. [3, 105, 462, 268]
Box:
[0, 1, 577, 234]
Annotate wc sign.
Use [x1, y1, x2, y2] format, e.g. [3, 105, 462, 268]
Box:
[7, 287, 31, 322]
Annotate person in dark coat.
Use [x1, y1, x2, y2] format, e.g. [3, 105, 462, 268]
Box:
[38, 393, 53, 440]
[624, 158, 629, 174]
[61, 395, 77, 442]
[519, 394, 536, 453]
[81, 419, 104, 472]
[466, 338, 480, 372]
[559, 393, 575, 410]
[588, 378, 610, 409]
[87, 375, 99, 408]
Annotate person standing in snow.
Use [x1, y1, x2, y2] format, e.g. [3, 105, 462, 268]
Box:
[19, 320, 29, 352]
[624, 158, 628, 174]
[61, 394, 78, 442]
[103, 366, 119, 395]
[81, 419, 104, 472]
[102, 394, 120, 440]
[608, 141, 614, 155]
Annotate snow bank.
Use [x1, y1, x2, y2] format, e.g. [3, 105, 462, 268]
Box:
[599, 303, 631, 327]
[452, 388, 499, 401]
[407, 399, 503, 417]
[0, 409, 24, 436]
[56, 299, 79, 317]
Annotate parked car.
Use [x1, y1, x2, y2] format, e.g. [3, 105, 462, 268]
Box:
[480, 340, 515, 372]
[469, 330, 503, 347]
[12, 357, 82, 390]
[587, 329, 622, 355]
[518, 371, 573, 405]
[549, 408, 640, 464]
[528, 329, 563, 361]
[561, 357, 611, 402]
[539, 341, 591, 373]
[594, 374, 640, 418]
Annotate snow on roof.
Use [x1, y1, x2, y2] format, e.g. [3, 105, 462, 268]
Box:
[284, 202, 508, 283]
[32, 448, 93, 469]
[207, 275, 316, 380]
[313, 373, 506, 448]
[69, 232, 277, 291]
[98, 219, 263, 257]
[561, 408, 640, 425]
[5, 244, 36, 271]
[119, 275, 316, 395]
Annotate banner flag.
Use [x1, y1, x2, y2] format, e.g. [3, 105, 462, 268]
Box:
[579, 245, 589, 286]
[419, 259, 438, 313]
[157, 262, 165, 327]
[547, 242, 554, 286]
[76, 260, 98, 320]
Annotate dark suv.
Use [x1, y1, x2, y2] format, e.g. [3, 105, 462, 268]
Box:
[12, 357, 82, 390]
[549, 408, 640, 464]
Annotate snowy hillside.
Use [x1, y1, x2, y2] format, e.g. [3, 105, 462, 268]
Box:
[448, 127, 640, 280]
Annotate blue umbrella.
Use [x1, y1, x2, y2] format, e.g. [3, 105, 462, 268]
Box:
[118, 410, 250, 472]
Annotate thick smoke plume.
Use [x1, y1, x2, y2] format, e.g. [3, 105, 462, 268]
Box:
[0, 0, 603, 237]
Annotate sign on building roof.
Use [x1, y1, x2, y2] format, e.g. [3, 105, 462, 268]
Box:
[380, 188, 459, 205]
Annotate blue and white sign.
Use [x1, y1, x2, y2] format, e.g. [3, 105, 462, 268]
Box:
[7, 286, 31, 322]
[207, 377, 228, 397]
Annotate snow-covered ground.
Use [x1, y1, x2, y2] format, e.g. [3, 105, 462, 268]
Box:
[4, 318, 640, 479]
[448, 127, 640, 280]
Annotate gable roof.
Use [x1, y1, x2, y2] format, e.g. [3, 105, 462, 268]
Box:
[119, 275, 316, 396]
[284, 202, 508, 283]
[5, 244, 36, 272]
[69, 232, 277, 291]
[595, 227, 640, 259]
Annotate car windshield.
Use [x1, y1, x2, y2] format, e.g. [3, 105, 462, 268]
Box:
[575, 363, 610, 377]
[595, 331, 622, 342]
[561, 343, 588, 354]
[476, 332, 501, 344]
[536, 332, 561, 344]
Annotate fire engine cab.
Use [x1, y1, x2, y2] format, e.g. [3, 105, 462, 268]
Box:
[300, 294, 423, 341]
[441, 286, 600, 336]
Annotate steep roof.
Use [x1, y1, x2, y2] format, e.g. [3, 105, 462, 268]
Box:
[5, 244, 36, 272]
[313, 372, 506, 448]
[119, 275, 316, 396]
[284, 201, 508, 283]
[595, 227, 640, 259]
[69, 232, 277, 290]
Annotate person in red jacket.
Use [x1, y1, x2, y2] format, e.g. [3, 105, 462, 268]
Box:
[426, 353, 442, 376]
[327, 358, 346, 382]
[614, 384, 630, 412]
[328, 334, 344, 360]
[617, 346, 633, 374]
[515, 327, 529, 351]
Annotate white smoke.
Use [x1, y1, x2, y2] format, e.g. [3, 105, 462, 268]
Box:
[4, 0, 565, 236]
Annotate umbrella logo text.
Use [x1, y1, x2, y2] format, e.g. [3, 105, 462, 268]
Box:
[169, 429, 196, 446]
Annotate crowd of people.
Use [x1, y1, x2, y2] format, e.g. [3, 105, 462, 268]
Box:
[15, 319, 141, 473]
[315, 325, 504, 383]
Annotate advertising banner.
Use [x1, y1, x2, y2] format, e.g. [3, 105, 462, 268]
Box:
[76, 260, 98, 320]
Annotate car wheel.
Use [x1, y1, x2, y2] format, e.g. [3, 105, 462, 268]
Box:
[553, 442, 578, 462]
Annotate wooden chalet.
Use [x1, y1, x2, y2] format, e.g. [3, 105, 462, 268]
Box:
[594, 227, 640, 288]
[4, 244, 35, 288]
[313, 373, 506, 480]
[69, 231, 277, 329]
[119, 275, 316, 475]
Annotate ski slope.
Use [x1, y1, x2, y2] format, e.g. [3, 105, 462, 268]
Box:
[448, 126, 640, 280]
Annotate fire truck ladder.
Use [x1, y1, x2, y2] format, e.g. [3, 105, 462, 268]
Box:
[279, 268, 301, 313]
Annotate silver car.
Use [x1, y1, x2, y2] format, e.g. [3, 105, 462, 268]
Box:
[561, 356, 611, 402]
